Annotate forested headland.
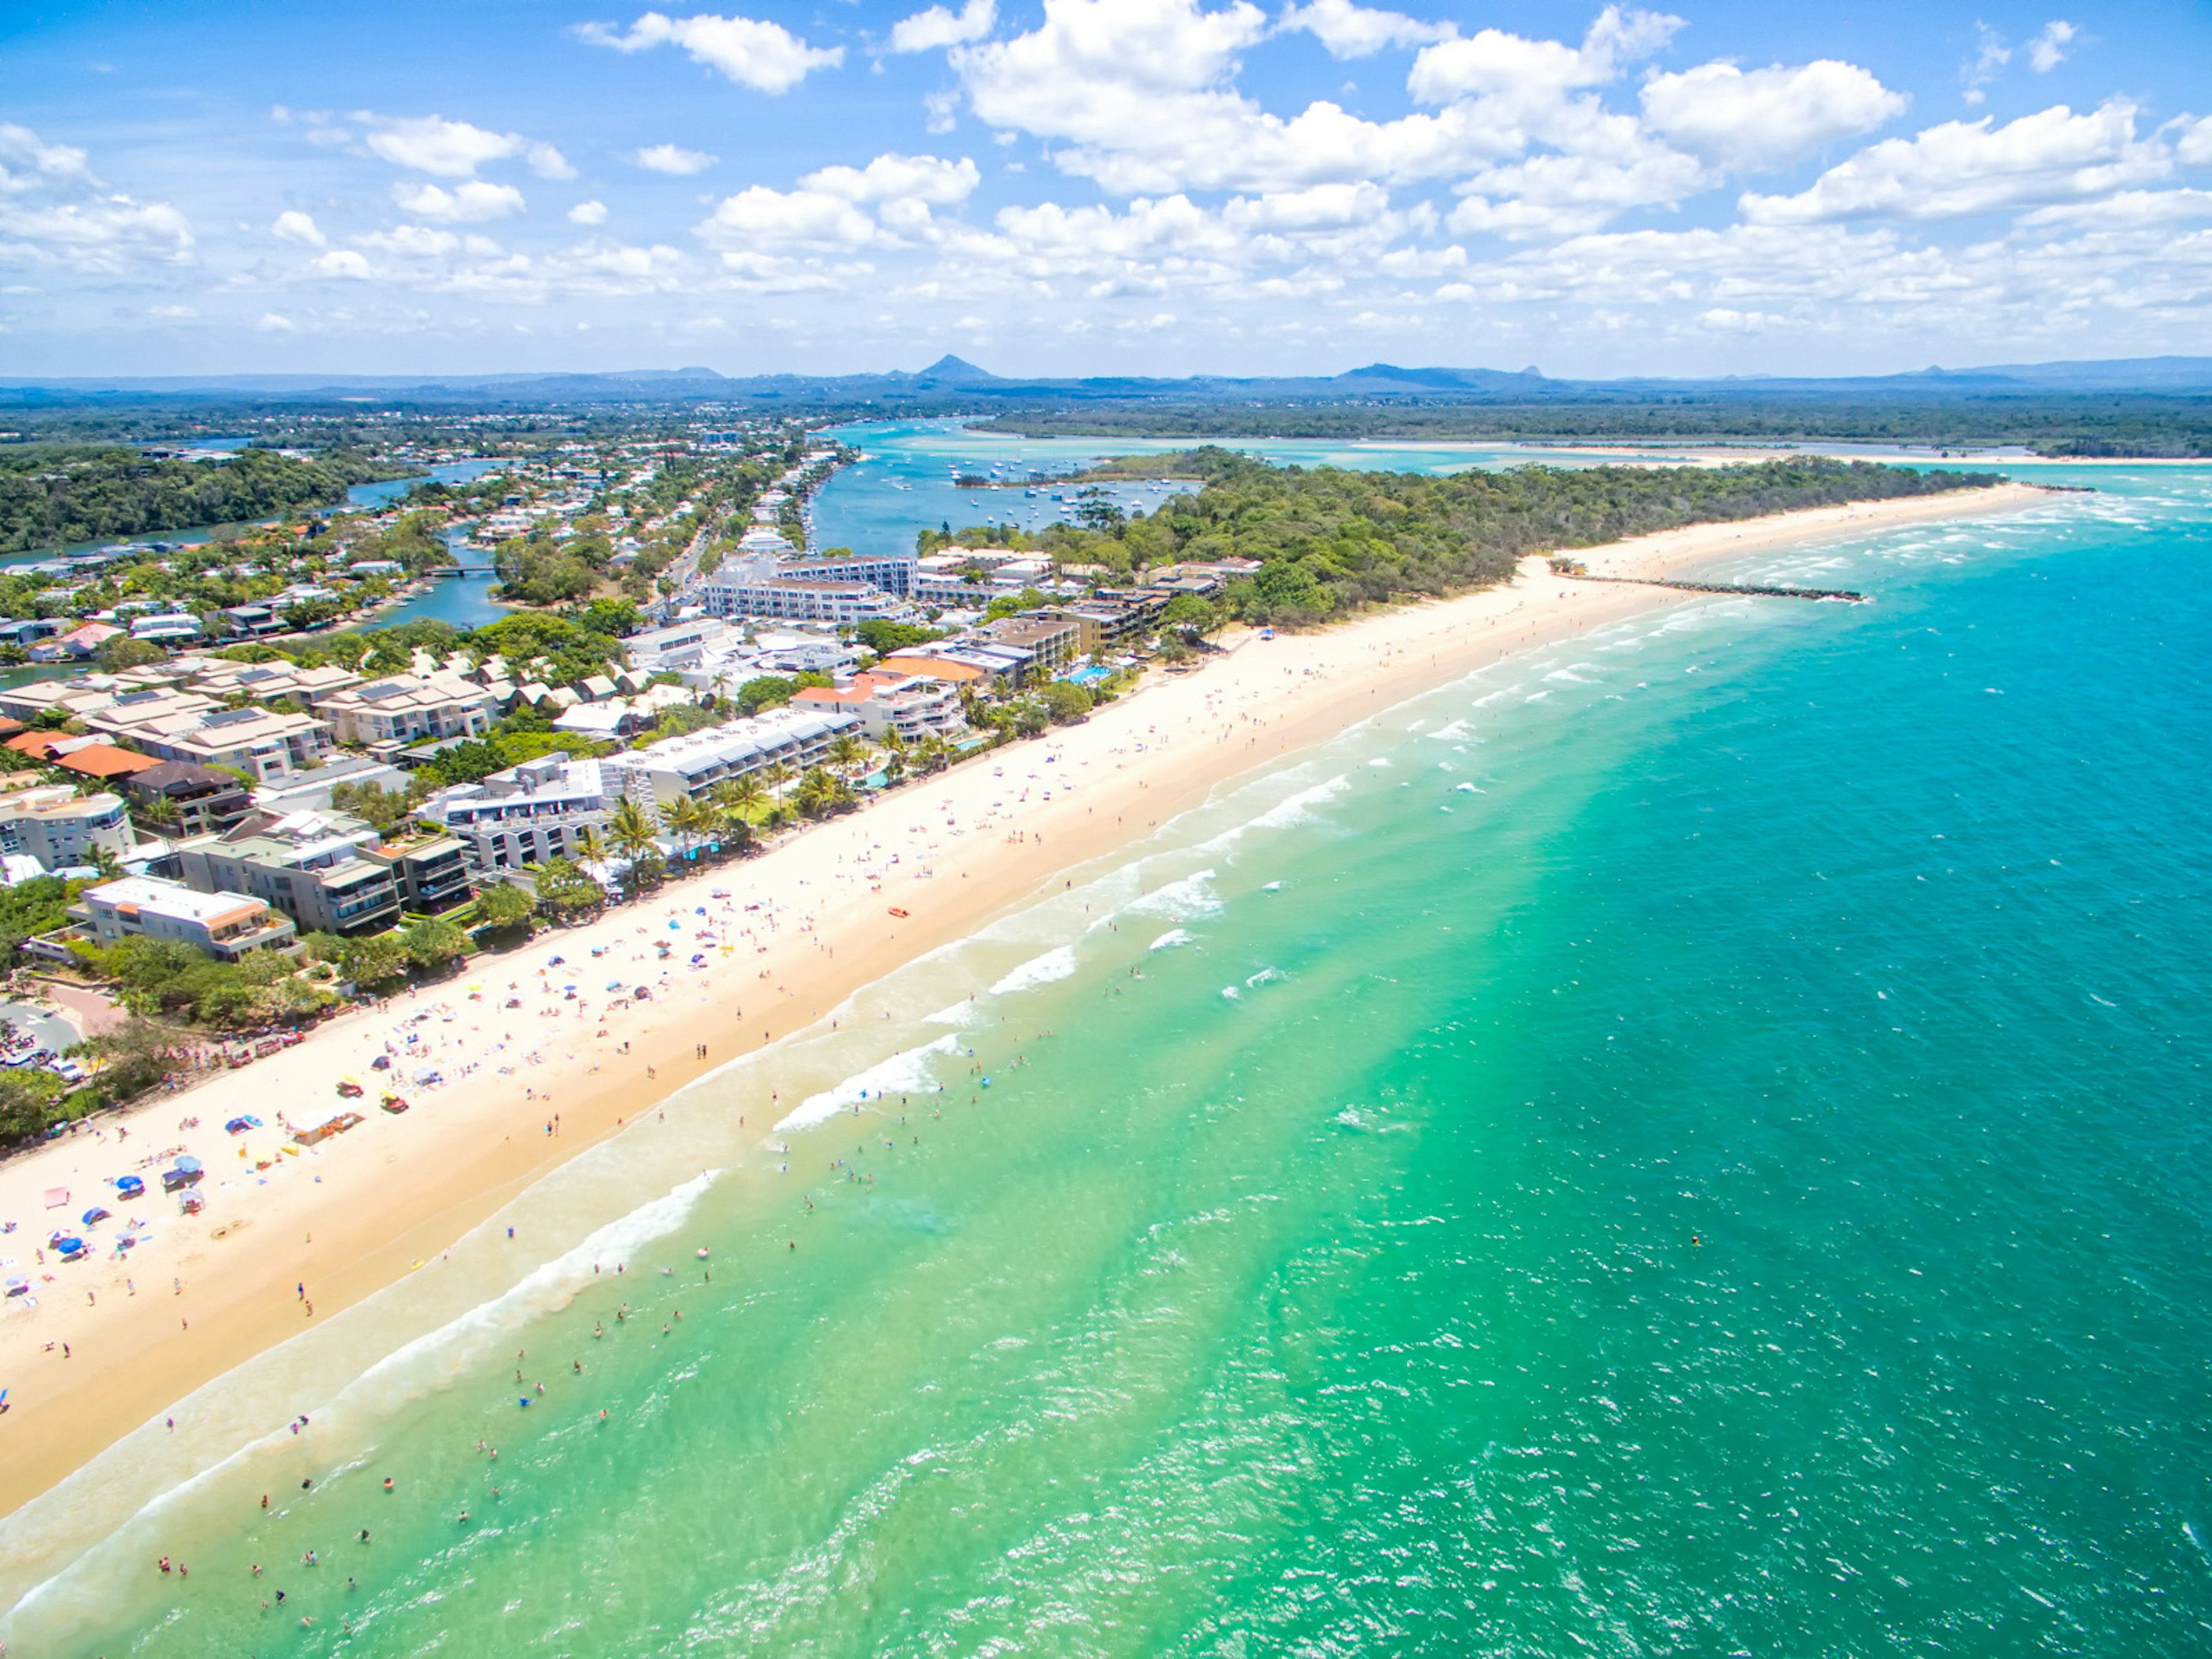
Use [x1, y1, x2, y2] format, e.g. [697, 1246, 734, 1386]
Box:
[952, 449, 2006, 626]
[0, 444, 395, 553]
[973, 396, 2212, 458]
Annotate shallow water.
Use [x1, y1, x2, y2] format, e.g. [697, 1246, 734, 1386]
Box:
[7, 462, 2209, 1656]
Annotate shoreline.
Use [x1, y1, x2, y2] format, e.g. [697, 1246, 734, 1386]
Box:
[0, 480, 2052, 1522]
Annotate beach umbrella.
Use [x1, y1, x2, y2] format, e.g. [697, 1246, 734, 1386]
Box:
[80, 1207, 109, 1226]
[174, 1156, 203, 1175]
[55, 1237, 83, 1255]
[115, 1176, 144, 1198]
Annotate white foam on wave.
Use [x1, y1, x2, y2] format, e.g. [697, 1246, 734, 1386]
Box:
[351, 1172, 718, 1393]
[1196, 773, 1351, 853]
[1125, 869, 1223, 921]
[1149, 929, 1194, 950]
[924, 1001, 972, 1026]
[988, 945, 1080, 996]
[1455, 782, 1484, 793]
[1245, 967, 1283, 988]
[12, 1166, 721, 1626]
[1429, 719, 1473, 741]
[781, 1035, 960, 1130]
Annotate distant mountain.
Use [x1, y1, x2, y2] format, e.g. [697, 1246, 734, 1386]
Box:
[914, 354, 997, 383]
[3, 354, 2208, 411]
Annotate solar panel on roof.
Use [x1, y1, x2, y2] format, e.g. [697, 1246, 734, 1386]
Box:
[355, 681, 408, 703]
[199, 707, 264, 729]
[112, 689, 163, 706]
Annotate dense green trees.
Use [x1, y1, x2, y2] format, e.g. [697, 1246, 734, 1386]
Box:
[976, 397, 2212, 458]
[1028, 449, 2003, 626]
[0, 445, 370, 552]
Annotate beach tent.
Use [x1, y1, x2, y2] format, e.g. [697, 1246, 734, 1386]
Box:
[225, 1118, 256, 1135]
[5, 1277, 28, 1297]
[160, 1166, 202, 1193]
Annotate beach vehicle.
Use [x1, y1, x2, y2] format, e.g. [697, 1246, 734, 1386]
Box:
[381, 1094, 409, 1114]
[336, 1080, 363, 1098]
[50, 1058, 86, 1084]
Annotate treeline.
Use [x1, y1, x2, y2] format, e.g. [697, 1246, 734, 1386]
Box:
[973, 396, 2212, 458]
[1039, 449, 2004, 626]
[0, 444, 384, 552]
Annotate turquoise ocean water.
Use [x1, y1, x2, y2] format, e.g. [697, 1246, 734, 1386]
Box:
[4, 446, 2208, 1656]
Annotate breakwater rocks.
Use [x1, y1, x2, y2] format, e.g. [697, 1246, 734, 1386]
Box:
[1559, 569, 1869, 603]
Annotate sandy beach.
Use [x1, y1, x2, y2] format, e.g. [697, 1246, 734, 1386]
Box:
[0, 480, 2051, 1517]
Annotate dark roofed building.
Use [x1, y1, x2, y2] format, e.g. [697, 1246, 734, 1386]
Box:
[119, 760, 256, 836]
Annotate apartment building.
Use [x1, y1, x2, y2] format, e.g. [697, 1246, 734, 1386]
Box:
[118, 761, 256, 836]
[69, 874, 298, 960]
[419, 753, 621, 876]
[607, 706, 862, 809]
[174, 809, 402, 936]
[0, 784, 136, 871]
[362, 831, 473, 914]
[792, 671, 967, 744]
[90, 698, 331, 782]
[317, 671, 499, 748]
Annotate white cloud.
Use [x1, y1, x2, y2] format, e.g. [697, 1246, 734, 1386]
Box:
[365, 115, 533, 177]
[0, 122, 191, 274]
[569, 199, 610, 225]
[271, 209, 326, 247]
[1278, 0, 1453, 59]
[258, 312, 297, 332]
[1641, 60, 1907, 172]
[888, 0, 995, 53]
[311, 249, 374, 279]
[1963, 23, 2009, 107]
[634, 143, 718, 175]
[695, 185, 879, 250]
[392, 180, 527, 222]
[2028, 21, 2077, 74]
[527, 143, 578, 180]
[2017, 187, 2212, 229]
[949, 1, 1685, 197]
[0, 123, 96, 193]
[579, 12, 844, 94]
[2176, 115, 2212, 168]
[802, 153, 979, 203]
[1742, 100, 2168, 224]
[358, 225, 461, 256]
[1406, 6, 1679, 104]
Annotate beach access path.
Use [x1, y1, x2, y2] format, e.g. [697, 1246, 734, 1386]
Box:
[0, 481, 2050, 1516]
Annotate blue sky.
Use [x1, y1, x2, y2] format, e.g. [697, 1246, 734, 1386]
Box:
[1, 0, 2207, 379]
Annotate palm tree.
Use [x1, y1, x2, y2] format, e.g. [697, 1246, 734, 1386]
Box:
[609, 796, 658, 866]
[796, 765, 838, 819]
[880, 732, 908, 786]
[708, 777, 761, 844]
[760, 760, 792, 813]
[666, 796, 710, 862]
[827, 733, 864, 781]
[573, 824, 605, 868]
